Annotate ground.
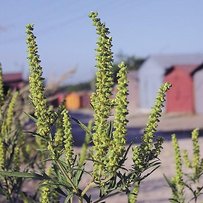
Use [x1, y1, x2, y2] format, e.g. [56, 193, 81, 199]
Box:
[73, 110, 203, 202]
[21, 110, 203, 202]
[105, 137, 203, 202]
[128, 112, 203, 131]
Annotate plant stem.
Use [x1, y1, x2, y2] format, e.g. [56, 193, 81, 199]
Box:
[81, 181, 96, 197]
[78, 196, 83, 203]
[93, 191, 120, 203]
[5, 177, 12, 201]
[56, 160, 77, 192]
[128, 182, 139, 203]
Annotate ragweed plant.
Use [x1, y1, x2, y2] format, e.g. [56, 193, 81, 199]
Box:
[164, 134, 185, 203]
[129, 82, 171, 203]
[26, 24, 55, 140]
[89, 11, 114, 180]
[63, 109, 74, 164]
[0, 64, 36, 202]
[106, 61, 128, 173]
[165, 129, 203, 203]
[0, 12, 171, 203]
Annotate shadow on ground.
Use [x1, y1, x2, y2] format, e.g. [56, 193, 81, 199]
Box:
[69, 111, 203, 146]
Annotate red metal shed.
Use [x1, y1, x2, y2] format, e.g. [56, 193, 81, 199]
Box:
[3, 72, 26, 91]
[164, 65, 197, 113]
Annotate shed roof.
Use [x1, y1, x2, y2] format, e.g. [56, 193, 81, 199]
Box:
[67, 90, 91, 96]
[147, 54, 203, 69]
[191, 63, 203, 76]
[3, 72, 23, 82]
[165, 64, 198, 76]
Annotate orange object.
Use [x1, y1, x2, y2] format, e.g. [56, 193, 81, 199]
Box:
[65, 91, 91, 110]
[65, 92, 81, 110]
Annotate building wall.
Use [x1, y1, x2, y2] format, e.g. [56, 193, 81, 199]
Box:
[138, 59, 164, 110]
[127, 71, 139, 114]
[164, 68, 194, 113]
[193, 69, 203, 114]
[80, 92, 91, 108]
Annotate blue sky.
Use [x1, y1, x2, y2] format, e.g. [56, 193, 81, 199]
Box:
[0, 0, 203, 84]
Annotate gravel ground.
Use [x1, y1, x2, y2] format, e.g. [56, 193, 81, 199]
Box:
[21, 110, 203, 202]
[71, 136, 203, 203]
[104, 137, 203, 202]
[71, 110, 203, 202]
[128, 112, 203, 131]
[21, 137, 203, 203]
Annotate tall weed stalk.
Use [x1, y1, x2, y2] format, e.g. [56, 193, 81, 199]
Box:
[0, 63, 36, 202]
[0, 12, 171, 203]
[165, 129, 203, 203]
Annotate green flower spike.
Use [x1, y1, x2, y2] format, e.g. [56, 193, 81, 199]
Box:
[183, 128, 203, 176]
[40, 183, 50, 203]
[63, 110, 73, 165]
[131, 83, 170, 202]
[133, 82, 171, 171]
[171, 134, 184, 202]
[26, 24, 54, 138]
[54, 121, 64, 147]
[107, 61, 128, 173]
[183, 149, 192, 168]
[79, 120, 92, 167]
[128, 182, 139, 203]
[142, 83, 171, 151]
[1, 91, 18, 136]
[54, 105, 66, 150]
[13, 146, 20, 170]
[0, 138, 4, 169]
[191, 128, 200, 175]
[89, 11, 114, 180]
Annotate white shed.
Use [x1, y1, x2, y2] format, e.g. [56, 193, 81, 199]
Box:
[138, 54, 203, 110]
[127, 71, 139, 115]
[192, 64, 203, 114]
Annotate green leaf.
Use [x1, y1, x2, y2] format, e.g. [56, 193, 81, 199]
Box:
[24, 112, 37, 123]
[73, 168, 84, 186]
[163, 174, 173, 187]
[0, 171, 48, 180]
[25, 131, 48, 141]
[107, 121, 113, 139]
[70, 116, 92, 137]
[169, 198, 179, 203]
[64, 194, 73, 203]
[140, 165, 160, 181]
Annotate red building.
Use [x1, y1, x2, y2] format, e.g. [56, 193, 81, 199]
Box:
[3, 72, 26, 92]
[164, 65, 197, 113]
[48, 93, 65, 107]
